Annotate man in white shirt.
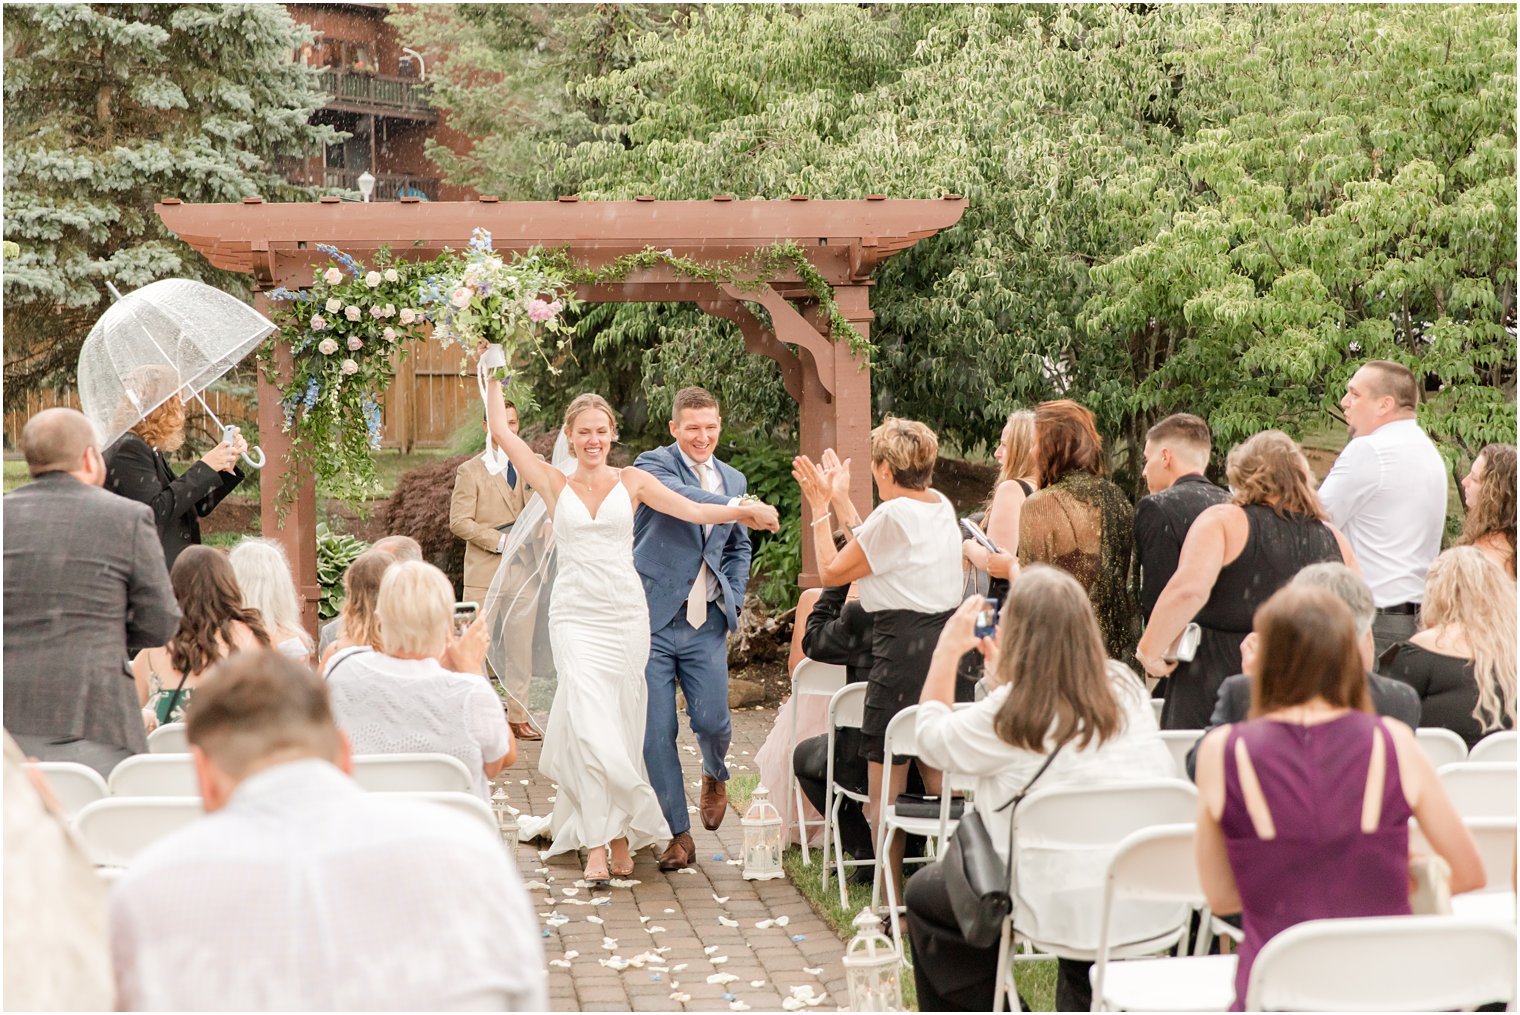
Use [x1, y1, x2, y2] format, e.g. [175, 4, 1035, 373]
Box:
[1318, 360, 1447, 660]
[110, 651, 545, 1012]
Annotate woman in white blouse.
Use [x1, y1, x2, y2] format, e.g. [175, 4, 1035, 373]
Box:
[228, 538, 314, 663]
[327, 561, 514, 800]
[907, 566, 1173, 1013]
[793, 417, 966, 905]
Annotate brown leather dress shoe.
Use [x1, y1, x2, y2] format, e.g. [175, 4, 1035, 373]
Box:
[700, 775, 727, 831]
[657, 831, 695, 872]
[509, 721, 542, 742]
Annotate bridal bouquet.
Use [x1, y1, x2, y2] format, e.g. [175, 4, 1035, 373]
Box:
[421, 228, 578, 409]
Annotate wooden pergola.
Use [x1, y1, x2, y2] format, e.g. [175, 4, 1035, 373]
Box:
[156, 196, 967, 625]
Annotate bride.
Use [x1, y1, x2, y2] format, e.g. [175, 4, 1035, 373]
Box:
[482, 372, 779, 882]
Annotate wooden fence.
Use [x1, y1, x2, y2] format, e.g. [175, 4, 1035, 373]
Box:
[3, 339, 479, 452]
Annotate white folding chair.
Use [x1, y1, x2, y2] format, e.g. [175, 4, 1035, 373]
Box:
[1469, 731, 1518, 764]
[1158, 731, 1202, 779]
[992, 779, 1201, 1012]
[1243, 915, 1517, 1011]
[870, 705, 969, 960]
[1089, 825, 1237, 1012]
[1437, 762, 1517, 820]
[820, 682, 872, 906]
[785, 658, 848, 865]
[147, 722, 190, 754]
[351, 753, 473, 793]
[1410, 817, 1517, 895]
[1414, 727, 1468, 769]
[27, 762, 108, 818]
[107, 754, 198, 797]
[72, 797, 203, 867]
[1150, 699, 1165, 725]
[393, 791, 499, 837]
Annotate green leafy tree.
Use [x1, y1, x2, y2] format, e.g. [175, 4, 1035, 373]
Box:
[3, 3, 341, 393]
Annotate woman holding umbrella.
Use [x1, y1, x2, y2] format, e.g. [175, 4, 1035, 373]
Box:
[103, 365, 246, 570]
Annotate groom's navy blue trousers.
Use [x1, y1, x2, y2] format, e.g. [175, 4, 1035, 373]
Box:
[644, 599, 732, 837]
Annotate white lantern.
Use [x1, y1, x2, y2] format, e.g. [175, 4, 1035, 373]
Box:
[740, 783, 784, 880]
[491, 785, 519, 852]
[843, 908, 904, 1012]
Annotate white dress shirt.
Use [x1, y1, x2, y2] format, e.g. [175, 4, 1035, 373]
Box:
[853, 492, 964, 613]
[915, 663, 1176, 950]
[1317, 418, 1447, 606]
[327, 654, 512, 800]
[110, 759, 545, 1012]
[677, 447, 730, 609]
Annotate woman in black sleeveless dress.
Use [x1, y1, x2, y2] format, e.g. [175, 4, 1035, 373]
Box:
[1136, 431, 1354, 729]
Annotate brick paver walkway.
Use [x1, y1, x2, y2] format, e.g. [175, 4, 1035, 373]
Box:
[497, 706, 849, 1013]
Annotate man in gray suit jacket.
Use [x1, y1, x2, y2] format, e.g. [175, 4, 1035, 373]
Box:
[4, 409, 180, 775]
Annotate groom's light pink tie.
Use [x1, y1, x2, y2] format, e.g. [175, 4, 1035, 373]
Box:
[686, 460, 714, 628]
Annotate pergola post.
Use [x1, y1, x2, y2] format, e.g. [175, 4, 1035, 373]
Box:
[254, 292, 322, 630]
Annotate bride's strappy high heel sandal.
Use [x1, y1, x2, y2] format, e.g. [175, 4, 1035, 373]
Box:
[609, 837, 634, 878]
[583, 847, 611, 885]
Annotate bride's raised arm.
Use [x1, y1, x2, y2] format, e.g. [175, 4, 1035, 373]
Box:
[623, 469, 780, 532]
[483, 373, 563, 501]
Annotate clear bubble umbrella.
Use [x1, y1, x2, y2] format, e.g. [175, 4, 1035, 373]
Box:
[77, 279, 271, 468]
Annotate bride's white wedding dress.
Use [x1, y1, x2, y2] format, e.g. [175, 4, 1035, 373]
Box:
[538, 479, 670, 856]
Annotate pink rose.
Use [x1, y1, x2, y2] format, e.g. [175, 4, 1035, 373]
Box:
[450, 287, 473, 309]
[383, 303, 395, 317]
[399, 308, 417, 325]
[310, 315, 328, 331]
[317, 338, 339, 355]
[526, 297, 561, 322]
[364, 271, 382, 288]
[347, 336, 364, 351]
[345, 305, 361, 322]
[383, 268, 400, 283]
[340, 359, 360, 375]
[325, 297, 342, 313]
[382, 327, 397, 342]
[323, 267, 343, 285]
[369, 305, 386, 319]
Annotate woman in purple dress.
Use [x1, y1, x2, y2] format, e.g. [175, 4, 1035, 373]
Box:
[1193, 584, 1484, 1011]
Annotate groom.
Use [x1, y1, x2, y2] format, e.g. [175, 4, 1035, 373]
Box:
[633, 387, 752, 872]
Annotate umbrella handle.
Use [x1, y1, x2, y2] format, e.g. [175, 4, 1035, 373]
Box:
[241, 445, 267, 470]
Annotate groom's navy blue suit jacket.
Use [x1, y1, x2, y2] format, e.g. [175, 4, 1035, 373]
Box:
[632, 443, 752, 633]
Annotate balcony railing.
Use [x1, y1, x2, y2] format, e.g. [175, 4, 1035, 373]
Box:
[287, 167, 440, 202]
[316, 70, 433, 117]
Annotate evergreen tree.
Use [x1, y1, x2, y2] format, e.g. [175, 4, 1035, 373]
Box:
[3, 3, 341, 393]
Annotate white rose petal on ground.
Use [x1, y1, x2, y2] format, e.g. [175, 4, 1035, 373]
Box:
[706, 973, 739, 985]
[718, 916, 738, 928]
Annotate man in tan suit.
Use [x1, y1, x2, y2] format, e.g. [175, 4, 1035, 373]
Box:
[450, 403, 540, 740]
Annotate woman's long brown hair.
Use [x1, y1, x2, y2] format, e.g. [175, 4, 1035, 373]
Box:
[992, 565, 1122, 751]
[168, 546, 270, 678]
[1249, 585, 1370, 717]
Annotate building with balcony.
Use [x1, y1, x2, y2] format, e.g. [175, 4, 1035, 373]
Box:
[282, 3, 476, 203]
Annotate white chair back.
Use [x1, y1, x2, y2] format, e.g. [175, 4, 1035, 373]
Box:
[393, 791, 499, 837]
[1014, 779, 1199, 850]
[829, 681, 868, 732]
[147, 723, 190, 754]
[881, 704, 921, 761]
[72, 797, 203, 867]
[28, 762, 108, 817]
[351, 754, 473, 793]
[1243, 915, 1517, 1011]
[792, 658, 848, 699]
[787, 658, 849, 865]
[107, 754, 198, 797]
[1410, 817, 1517, 895]
[1437, 762, 1517, 819]
[1150, 699, 1165, 724]
[1470, 731, 1518, 764]
[1158, 731, 1202, 778]
[1413, 727, 1468, 769]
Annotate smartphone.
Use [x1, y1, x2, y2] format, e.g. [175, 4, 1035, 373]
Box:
[974, 597, 999, 639]
[453, 601, 480, 636]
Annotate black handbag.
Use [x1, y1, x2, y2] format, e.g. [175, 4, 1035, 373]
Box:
[942, 746, 1064, 949]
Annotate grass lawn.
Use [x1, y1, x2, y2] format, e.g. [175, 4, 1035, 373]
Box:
[730, 775, 1058, 1011]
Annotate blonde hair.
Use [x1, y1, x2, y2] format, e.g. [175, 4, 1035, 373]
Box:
[1420, 547, 1517, 735]
[562, 393, 618, 456]
[870, 416, 938, 490]
[1225, 430, 1327, 521]
[228, 538, 312, 652]
[339, 551, 393, 652]
[376, 560, 454, 656]
[997, 410, 1037, 487]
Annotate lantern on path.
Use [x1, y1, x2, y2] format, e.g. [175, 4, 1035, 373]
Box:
[843, 908, 904, 1012]
[491, 784, 519, 852]
[740, 784, 784, 880]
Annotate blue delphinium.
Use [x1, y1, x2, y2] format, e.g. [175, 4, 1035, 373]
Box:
[315, 243, 363, 279]
[301, 377, 321, 414]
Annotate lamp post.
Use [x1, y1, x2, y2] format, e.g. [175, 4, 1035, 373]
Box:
[357, 170, 376, 203]
[401, 46, 426, 82]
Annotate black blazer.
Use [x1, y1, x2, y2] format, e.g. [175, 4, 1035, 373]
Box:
[104, 432, 243, 571]
[1134, 473, 1231, 621]
[1183, 671, 1423, 779]
[802, 585, 873, 684]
